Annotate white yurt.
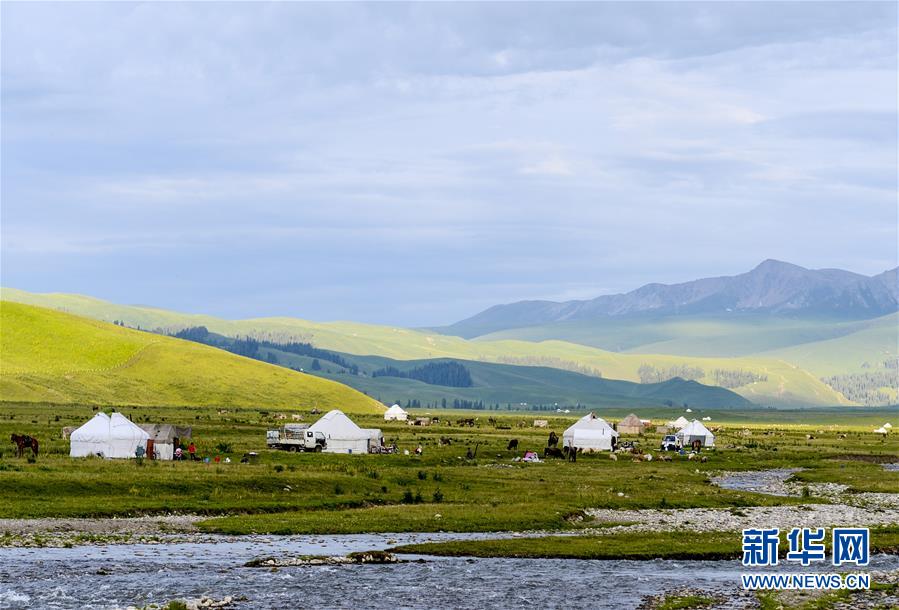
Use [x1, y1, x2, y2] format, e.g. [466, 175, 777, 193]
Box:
[676, 419, 715, 448]
[670, 416, 690, 429]
[70, 412, 150, 459]
[562, 413, 618, 452]
[309, 410, 382, 454]
[384, 404, 409, 421]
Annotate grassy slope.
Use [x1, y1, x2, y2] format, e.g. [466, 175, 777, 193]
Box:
[758, 313, 898, 376]
[0, 288, 852, 406]
[0, 301, 383, 413]
[239, 345, 751, 408]
[473, 314, 897, 370]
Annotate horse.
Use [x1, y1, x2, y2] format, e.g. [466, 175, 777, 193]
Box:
[10, 434, 39, 458]
[547, 431, 559, 448]
[506, 439, 519, 451]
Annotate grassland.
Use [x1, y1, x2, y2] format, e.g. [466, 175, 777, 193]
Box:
[0, 289, 856, 406]
[0, 301, 383, 413]
[0, 403, 896, 539]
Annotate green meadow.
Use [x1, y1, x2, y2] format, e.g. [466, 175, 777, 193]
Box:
[1, 403, 896, 538]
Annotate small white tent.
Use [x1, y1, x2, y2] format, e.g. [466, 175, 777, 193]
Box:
[563, 413, 618, 452]
[70, 412, 150, 459]
[384, 404, 409, 421]
[309, 410, 382, 454]
[676, 419, 715, 448]
[670, 416, 690, 429]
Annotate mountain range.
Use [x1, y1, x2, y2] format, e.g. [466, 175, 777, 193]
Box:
[442, 260, 898, 339]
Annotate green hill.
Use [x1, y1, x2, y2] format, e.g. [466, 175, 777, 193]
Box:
[0, 288, 854, 407]
[0, 301, 384, 413]
[177, 333, 751, 409]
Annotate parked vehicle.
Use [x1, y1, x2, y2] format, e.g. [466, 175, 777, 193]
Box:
[660, 434, 680, 451]
[266, 424, 326, 452]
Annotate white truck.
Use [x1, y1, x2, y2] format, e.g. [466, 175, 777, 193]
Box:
[266, 424, 326, 452]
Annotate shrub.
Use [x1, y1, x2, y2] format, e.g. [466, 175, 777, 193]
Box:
[273, 464, 284, 473]
[417, 470, 428, 480]
[432, 472, 443, 482]
[432, 489, 444, 503]
[334, 484, 344, 495]
[215, 442, 233, 453]
[402, 490, 415, 504]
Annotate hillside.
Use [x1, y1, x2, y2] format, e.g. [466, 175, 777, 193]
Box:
[170, 332, 752, 409]
[442, 260, 899, 338]
[0, 301, 384, 413]
[0, 289, 852, 407]
[471, 314, 894, 362]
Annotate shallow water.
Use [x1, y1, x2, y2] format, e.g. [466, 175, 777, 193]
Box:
[2, 535, 897, 610]
[885, 463, 899, 472]
[711, 468, 801, 496]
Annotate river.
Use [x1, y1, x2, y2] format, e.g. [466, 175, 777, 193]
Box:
[2, 533, 898, 610]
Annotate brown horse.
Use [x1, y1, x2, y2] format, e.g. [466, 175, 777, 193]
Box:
[547, 431, 559, 448]
[10, 434, 39, 458]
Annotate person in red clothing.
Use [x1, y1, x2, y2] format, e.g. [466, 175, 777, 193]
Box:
[188, 442, 197, 461]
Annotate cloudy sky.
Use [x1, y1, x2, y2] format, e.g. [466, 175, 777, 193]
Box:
[2, 2, 896, 326]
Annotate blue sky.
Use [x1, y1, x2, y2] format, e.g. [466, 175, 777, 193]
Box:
[2, 2, 896, 326]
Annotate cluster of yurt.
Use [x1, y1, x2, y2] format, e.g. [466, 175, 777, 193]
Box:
[69, 413, 192, 460]
[563, 413, 619, 452]
[70, 412, 151, 459]
[309, 409, 383, 454]
[384, 404, 409, 421]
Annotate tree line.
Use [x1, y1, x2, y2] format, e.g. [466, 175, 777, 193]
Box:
[373, 361, 473, 387]
[169, 326, 359, 374]
[822, 371, 898, 406]
[638, 363, 767, 388]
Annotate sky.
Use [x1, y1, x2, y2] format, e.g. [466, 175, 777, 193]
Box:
[2, 2, 897, 326]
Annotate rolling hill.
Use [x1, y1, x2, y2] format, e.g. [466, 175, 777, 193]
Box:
[0, 301, 384, 413]
[441, 260, 899, 339]
[167, 330, 752, 409]
[0, 289, 853, 407]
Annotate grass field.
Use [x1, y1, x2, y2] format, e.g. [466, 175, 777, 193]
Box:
[0, 289, 858, 406]
[0, 403, 896, 537]
[0, 301, 383, 413]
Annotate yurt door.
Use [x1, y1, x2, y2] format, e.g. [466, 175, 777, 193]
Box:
[147, 439, 155, 460]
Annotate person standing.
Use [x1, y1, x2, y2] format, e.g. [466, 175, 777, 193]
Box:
[188, 441, 197, 461]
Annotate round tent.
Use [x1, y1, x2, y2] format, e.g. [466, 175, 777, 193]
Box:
[563, 413, 618, 452]
[309, 409, 382, 454]
[675, 419, 715, 448]
[384, 404, 409, 421]
[70, 412, 150, 459]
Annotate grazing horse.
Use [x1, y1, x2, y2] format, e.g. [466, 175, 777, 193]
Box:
[547, 431, 559, 448]
[544, 447, 563, 459]
[507, 439, 519, 451]
[10, 434, 39, 458]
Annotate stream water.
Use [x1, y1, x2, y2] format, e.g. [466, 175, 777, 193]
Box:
[3, 534, 897, 610]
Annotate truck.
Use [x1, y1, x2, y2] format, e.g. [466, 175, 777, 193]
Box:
[266, 424, 326, 452]
[660, 434, 680, 451]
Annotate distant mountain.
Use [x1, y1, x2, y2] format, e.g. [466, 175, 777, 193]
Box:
[443, 260, 899, 338]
